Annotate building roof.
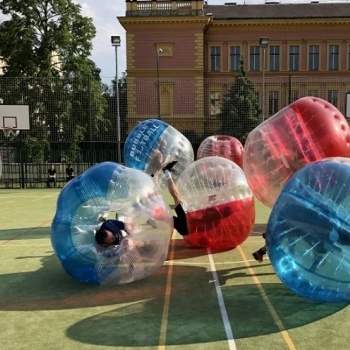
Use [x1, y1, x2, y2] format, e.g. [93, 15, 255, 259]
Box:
[204, 3, 350, 19]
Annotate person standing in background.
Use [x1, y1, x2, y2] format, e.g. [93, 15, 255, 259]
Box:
[47, 163, 57, 188]
[66, 164, 75, 182]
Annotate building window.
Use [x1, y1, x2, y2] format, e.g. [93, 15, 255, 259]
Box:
[230, 46, 241, 71]
[210, 46, 221, 71]
[289, 45, 299, 71]
[269, 91, 279, 116]
[308, 90, 318, 97]
[160, 83, 173, 117]
[269, 46, 280, 71]
[328, 90, 338, 107]
[309, 45, 319, 70]
[250, 46, 260, 71]
[329, 45, 339, 70]
[210, 91, 222, 116]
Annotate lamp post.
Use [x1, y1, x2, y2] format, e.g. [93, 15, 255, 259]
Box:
[156, 48, 163, 119]
[111, 35, 122, 163]
[259, 37, 269, 122]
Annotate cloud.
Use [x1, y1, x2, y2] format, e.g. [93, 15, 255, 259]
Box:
[77, 1, 96, 19]
[0, 12, 10, 23]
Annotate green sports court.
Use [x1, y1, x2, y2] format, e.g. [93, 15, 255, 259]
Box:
[1, 189, 350, 350]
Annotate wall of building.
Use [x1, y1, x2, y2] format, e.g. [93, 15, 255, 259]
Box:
[120, 1, 350, 133]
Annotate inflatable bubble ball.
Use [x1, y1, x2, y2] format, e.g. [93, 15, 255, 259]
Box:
[51, 162, 174, 285]
[243, 96, 350, 208]
[177, 156, 255, 250]
[124, 119, 194, 187]
[197, 135, 244, 168]
[267, 158, 350, 302]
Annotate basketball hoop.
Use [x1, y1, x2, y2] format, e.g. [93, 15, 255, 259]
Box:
[2, 127, 15, 139]
[1, 127, 19, 141]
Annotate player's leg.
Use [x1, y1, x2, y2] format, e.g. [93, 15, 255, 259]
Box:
[173, 203, 189, 236]
[162, 162, 188, 236]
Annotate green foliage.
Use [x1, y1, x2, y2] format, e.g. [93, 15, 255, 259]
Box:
[118, 73, 128, 128]
[0, 0, 107, 163]
[102, 73, 128, 142]
[0, 0, 96, 77]
[61, 125, 85, 163]
[219, 61, 262, 142]
[25, 134, 50, 164]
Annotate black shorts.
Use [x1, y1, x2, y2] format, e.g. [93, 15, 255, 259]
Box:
[173, 203, 188, 236]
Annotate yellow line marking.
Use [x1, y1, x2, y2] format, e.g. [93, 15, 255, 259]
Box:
[158, 231, 177, 349]
[237, 245, 297, 350]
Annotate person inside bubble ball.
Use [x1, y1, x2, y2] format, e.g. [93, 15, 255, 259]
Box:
[95, 217, 133, 249]
[95, 160, 188, 253]
[135, 160, 189, 237]
[146, 139, 173, 178]
[162, 160, 189, 237]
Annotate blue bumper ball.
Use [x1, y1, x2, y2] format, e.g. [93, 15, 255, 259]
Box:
[51, 162, 173, 285]
[267, 158, 350, 302]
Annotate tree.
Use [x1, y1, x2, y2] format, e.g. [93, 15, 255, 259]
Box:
[0, 0, 96, 77]
[101, 73, 128, 142]
[0, 0, 106, 163]
[219, 61, 262, 143]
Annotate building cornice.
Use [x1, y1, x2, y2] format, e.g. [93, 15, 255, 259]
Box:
[118, 16, 210, 29]
[211, 18, 350, 28]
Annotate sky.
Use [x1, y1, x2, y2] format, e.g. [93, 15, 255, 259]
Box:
[74, 0, 125, 84]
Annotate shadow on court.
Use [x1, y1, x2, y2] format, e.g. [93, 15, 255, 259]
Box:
[65, 268, 347, 347]
[0, 227, 50, 241]
[0, 250, 346, 347]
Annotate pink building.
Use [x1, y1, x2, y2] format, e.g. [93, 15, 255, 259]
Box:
[119, 1, 350, 133]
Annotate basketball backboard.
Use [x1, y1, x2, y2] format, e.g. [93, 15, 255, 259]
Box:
[0, 105, 30, 130]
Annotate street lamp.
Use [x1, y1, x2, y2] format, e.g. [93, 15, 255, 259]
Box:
[156, 48, 163, 120]
[111, 35, 122, 163]
[259, 37, 269, 121]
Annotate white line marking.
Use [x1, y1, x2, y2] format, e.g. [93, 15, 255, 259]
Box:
[208, 249, 237, 350]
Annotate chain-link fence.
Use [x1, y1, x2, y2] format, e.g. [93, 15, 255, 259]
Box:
[1, 74, 349, 188]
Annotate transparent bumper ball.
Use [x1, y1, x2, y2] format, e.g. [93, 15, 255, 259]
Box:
[267, 158, 350, 302]
[124, 119, 194, 187]
[177, 156, 255, 250]
[243, 96, 350, 208]
[51, 162, 173, 285]
[197, 135, 244, 169]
